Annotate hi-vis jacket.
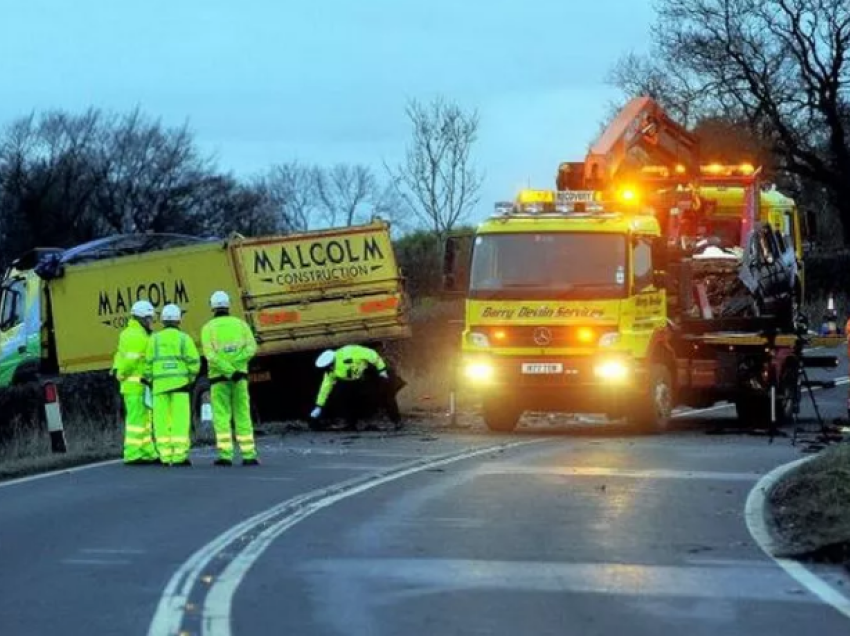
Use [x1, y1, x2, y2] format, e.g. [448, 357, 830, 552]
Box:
[316, 345, 388, 407]
[112, 318, 150, 395]
[145, 327, 201, 394]
[201, 315, 258, 380]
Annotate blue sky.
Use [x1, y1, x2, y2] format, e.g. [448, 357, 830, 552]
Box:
[0, 0, 655, 225]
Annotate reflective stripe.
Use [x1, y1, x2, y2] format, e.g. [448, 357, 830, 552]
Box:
[126, 425, 148, 433]
[151, 371, 191, 381]
[125, 439, 150, 447]
[124, 352, 143, 360]
[123, 377, 144, 383]
[235, 435, 254, 442]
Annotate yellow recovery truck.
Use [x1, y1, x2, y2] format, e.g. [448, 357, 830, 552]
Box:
[441, 97, 842, 433]
[443, 180, 842, 433]
[0, 220, 410, 423]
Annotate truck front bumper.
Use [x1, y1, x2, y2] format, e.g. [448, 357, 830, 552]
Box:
[460, 354, 647, 412]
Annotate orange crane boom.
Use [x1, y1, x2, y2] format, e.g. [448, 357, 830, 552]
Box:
[557, 96, 701, 192]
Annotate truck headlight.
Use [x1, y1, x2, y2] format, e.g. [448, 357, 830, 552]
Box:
[467, 332, 491, 348]
[464, 360, 494, 383]
[594, 359, 629, 382]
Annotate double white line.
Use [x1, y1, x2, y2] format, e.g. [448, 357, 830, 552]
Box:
[147, 439, 544, 636]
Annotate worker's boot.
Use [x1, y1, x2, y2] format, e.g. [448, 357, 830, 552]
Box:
[242, 458, 261, 466]
[213, 458, 232, 467]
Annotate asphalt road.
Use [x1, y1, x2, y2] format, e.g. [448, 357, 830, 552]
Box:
[1, 355, 849, 635]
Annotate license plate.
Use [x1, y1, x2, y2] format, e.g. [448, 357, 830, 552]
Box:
[521, 363, 563, 374]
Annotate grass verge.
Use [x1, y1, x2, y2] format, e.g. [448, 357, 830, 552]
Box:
[0, 413, 121, 482]
[768, 444, 850, 567]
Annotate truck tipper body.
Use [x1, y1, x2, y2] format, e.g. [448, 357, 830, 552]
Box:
[0, 221, 410, 418]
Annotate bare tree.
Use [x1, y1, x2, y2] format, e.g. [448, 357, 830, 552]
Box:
[0, 107, 278, 264]
[315, 163, 377, 226]
[388, 97, 483, 238]
[259, 161, 319, 232]
[610, 0, 850, 243]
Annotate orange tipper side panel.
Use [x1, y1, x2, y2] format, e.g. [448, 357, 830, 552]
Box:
[231, 222, 399, 302]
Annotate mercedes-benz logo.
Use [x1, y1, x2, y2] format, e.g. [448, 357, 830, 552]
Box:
[533, 327, 552, 346]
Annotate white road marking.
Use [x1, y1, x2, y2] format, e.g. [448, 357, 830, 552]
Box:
[146, 440, 545, 636]
[0, 459, 121, 489]
[671, 376, 850, 419]
[745, 456, 850, 620]
[474, 465, 760, 480]
[61, 558, 132, 566]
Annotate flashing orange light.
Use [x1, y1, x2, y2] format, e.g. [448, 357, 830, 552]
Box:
[493, 329, 507, 341]
[618, 188, 639, 204]
[674, 164, 687, 174]
[704, 163, 724, 174]
[577, 327, 595, 344]
[740, 163, 755, 175]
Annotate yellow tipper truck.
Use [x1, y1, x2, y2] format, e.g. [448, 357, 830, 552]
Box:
[0, 220, 410, 419]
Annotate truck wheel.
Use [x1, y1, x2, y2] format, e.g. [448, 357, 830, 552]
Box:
[735, 365, 798, 428]
[482, 397, 521, 433]
[629, 364, 673, 434]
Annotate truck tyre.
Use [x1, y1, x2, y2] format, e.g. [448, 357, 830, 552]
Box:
[734, 361, 798, 428]
[629, 364, 673, 434]
[482, 397, 521, 433]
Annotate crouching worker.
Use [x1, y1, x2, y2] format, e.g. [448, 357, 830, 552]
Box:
[310, 344, 405, 430]
[112, 300, 158, 465]
[201, 291, 260, 467]
[145, 304, 200, 466]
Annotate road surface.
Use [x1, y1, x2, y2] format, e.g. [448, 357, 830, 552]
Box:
[1, 363, 848, 635]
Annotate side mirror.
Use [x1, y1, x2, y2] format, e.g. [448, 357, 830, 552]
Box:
[442, 233, 474, 296]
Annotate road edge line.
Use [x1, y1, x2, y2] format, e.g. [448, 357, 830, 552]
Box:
[0, 459, 121, 489]
[745, 455, 850, 620]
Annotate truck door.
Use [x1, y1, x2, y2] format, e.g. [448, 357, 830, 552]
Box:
[0, 277, 29, 386]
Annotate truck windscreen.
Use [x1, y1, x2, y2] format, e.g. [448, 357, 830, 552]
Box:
[469, 232, 627, 299]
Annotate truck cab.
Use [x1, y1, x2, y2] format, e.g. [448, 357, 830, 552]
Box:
[445, 189, 674, 432]
[0, 265, 48, 387]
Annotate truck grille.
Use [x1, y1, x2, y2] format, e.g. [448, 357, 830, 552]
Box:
[472, 325, 616, 348]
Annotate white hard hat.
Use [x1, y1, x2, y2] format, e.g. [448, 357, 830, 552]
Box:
[316, 349, 335, 369]
[161, 304, 182, 322]
[131, 300, 155, 319]
[210, 290, 230, 310]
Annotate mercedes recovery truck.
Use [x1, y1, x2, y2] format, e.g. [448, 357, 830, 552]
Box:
[441, 97, 841, 433]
